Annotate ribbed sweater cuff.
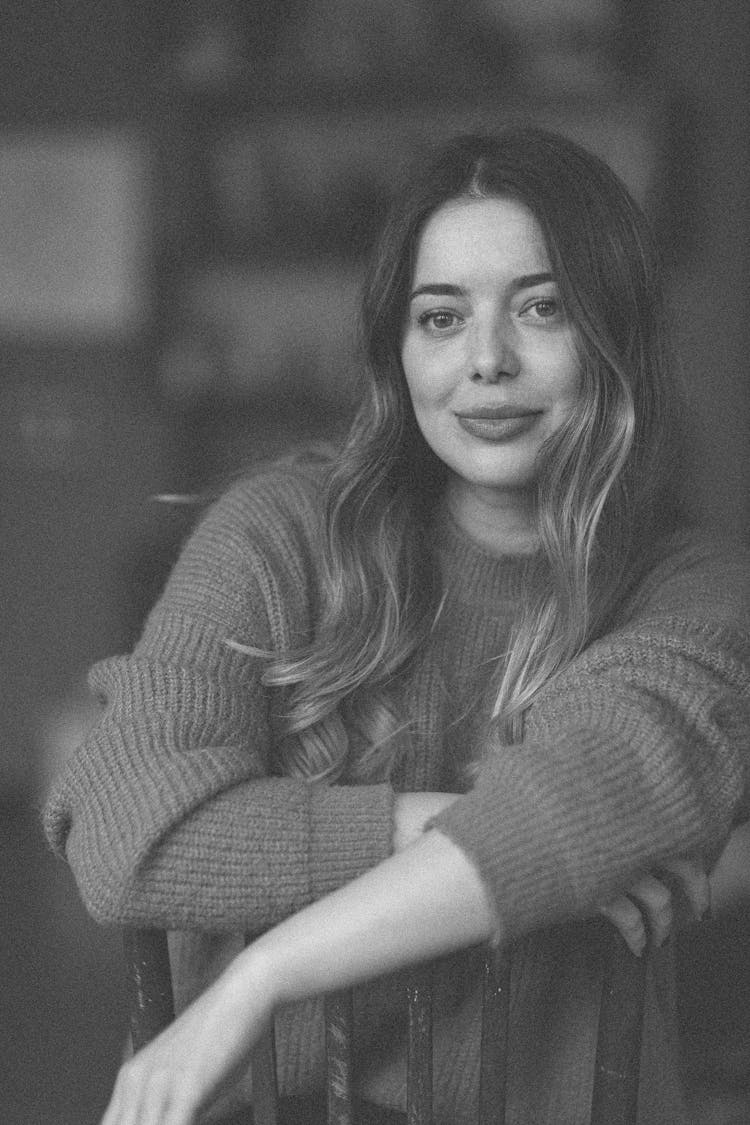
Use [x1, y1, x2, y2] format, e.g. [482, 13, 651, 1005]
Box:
[429, 744, 592, 943]
[309, 782, 395, 899]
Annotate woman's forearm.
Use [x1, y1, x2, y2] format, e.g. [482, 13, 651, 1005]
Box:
[102, 830, 496, 1125]
[230, 828, 498, 1008]
[103, 817, 710, 1125]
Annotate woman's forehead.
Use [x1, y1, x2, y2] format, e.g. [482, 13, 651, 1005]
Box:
[412, 197, 551, 284]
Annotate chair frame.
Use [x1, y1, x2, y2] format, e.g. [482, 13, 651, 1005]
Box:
[124, 924, 646, 1125]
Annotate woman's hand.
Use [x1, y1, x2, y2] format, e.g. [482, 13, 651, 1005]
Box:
[599, 856, 711, 956]
[101, 953, 276, 1125]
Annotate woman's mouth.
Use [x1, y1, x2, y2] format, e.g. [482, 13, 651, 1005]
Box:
[455, 409, 541, 442]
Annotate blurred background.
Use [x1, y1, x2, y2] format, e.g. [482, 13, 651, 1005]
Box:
[1, 1, 749, 1122]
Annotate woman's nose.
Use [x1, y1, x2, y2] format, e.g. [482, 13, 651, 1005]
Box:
[469, 321, 521, 383]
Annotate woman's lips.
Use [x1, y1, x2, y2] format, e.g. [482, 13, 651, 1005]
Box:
[456, 410, 541, 441]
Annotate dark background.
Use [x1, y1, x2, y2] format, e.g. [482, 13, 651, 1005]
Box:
[1, 2, 749, 1122]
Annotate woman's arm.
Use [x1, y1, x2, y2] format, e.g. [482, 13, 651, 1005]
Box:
[43, 471, 397, 933]
[102, 829, 493, 1125]
[396, 796, 711, 957]
[99, 819, 713, 1125]
[431, 534, 750, 944]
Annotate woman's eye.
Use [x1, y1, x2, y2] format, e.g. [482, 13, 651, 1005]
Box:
[417, 310, 462, 333]
[523, 298, 562, 321]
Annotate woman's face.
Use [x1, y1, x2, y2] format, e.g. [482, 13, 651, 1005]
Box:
[401, 196, 581, 501]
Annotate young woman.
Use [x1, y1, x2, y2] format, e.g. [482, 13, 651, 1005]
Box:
[45, 127, 749, 1124]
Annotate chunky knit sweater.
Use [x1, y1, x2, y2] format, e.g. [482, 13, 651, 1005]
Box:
[44, 461, 750, 1123]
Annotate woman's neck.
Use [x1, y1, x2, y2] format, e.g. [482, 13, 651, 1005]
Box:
[445, 478, 539, 558]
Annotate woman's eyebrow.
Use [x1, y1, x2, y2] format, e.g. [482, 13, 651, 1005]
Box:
[409, 273, 555, 302]
[409, 283, 465, 301]
[512, 271, 555, 291]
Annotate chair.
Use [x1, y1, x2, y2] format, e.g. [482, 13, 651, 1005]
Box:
[123, 924, 647, 1125]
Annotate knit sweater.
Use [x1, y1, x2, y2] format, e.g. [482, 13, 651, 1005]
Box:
[44, 461, 750, 1123]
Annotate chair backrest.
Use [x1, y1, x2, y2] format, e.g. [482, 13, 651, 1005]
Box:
[123, 927, 647, 1125]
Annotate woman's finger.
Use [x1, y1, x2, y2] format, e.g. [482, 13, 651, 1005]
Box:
[108, 1062, 158, 1125]
[161, 1083, 201, 1125]
[100, 1065, 132, 1125]
[132, 1080, 170, 1125]
[624, 873, 674, 948]
[598, 895, 647, 956]
[658, 856, 711, 923]
[600, 871, 675, 954]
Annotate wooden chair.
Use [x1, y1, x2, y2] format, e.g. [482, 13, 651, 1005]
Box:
[124, 926, 647, 1125]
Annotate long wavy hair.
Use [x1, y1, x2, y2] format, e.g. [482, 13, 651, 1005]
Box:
[250, 126, 683, 782]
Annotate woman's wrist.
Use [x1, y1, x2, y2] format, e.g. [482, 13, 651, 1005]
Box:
[219, 941, 282, 1019]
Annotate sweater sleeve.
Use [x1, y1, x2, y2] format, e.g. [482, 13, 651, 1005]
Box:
[431, 532, 750, 943]
[43, 472, 395, 932]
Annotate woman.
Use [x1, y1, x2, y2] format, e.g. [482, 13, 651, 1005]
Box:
[45, 127, 749, 1124]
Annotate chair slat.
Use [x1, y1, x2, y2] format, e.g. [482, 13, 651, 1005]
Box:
[251, 1027, 280, 1125]
[123, 926, 649, 1125]
[123, 927, 174, 1052]
[325, 989, 354, 1125]
[406, 964, 433, 1125]
[590, 932, 648, 1125]
[479, 946, 511, 1125]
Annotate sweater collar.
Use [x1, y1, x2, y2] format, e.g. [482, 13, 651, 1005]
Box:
[432, 504, 539, 610]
